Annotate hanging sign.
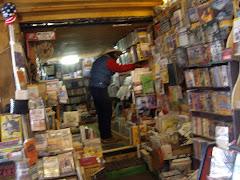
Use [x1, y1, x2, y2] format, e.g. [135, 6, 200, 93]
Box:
[26, 31, 56, 41]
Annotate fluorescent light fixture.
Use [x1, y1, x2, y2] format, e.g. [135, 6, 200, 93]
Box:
[60, 55, 79, 65]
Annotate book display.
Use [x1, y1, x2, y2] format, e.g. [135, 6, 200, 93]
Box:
[2, 0, 240, 179]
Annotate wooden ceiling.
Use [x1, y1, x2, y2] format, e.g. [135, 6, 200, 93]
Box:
[0, 0, 163, 22]
[32, 23, 150, 59]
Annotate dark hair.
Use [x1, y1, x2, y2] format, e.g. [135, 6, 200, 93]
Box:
[107, 52, 116, 59]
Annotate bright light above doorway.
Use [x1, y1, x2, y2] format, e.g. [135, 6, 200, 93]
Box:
[60, 55, 79, 65]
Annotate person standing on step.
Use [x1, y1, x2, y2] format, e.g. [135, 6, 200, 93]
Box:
[89, 48, 140, 144]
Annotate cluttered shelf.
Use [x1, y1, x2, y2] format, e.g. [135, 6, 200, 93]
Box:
[153, 0, 181, 24]
[38, 149, 74, 158]
[185, 60, 234, 69]
[191, 111, 233, 122]
[187, 87, 230, 91]
[39, 172, 77, 180]
[193, 134, 215, 141]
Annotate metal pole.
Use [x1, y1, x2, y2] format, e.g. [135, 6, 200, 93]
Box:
[8, 24, 21, 91]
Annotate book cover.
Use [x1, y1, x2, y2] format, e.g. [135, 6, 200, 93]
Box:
[210, 40, 223, 62]
[202, 19, 220, 43]
[141, 75, 155, 94]
[63, 111, 79, 127]
[186, 0, 197, 9]
[24, 139, 38, 165]
[189, 8, 199, 24]
[34, 133, 48, 151]
[194, 69, 201, 87]
[203, 43, 212, 63]
[198, 2, 214, 24]
[27, 85, 39, 101]
[83, 138, 103, 158]
[47, 91, 58, 107]
[221, 65, 229, 87]
[167, 63, 178, 86]
[43, 156, 60, 178]
[1, 115, 22, 142]
[160, 58, 169, 84]
[0, 161, 16, 180]
[222, 48, 232, 61]
[147, 96, 157, 109]
[58, 152, 75, 175]
[176, 48, 188, 67]
[189, 25, 203, 46]
[154, 79, 165, 95]
[136, 96, 150, 116]
[187, 45, 204, 65]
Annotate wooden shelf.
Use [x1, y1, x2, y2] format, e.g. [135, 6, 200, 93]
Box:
[39, 172, 77, 180]
[187, 87, 230, 91]
[185, 60, 234, 69]
[193, 134, 215, 141]
[191, 111, 232, 122]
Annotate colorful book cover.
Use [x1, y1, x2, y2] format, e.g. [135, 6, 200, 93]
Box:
[189, 25, 203, 46]
[83, 138, 103, 158]
[27, 85, 39, 101]
[58, 152, 75, 175]
[24, 139, 38, 165]
[185, 0, 197, 9]
[141, 75, 155, 94]
[43, 156, 60, 178]
[178, 122, 193, 146]
[198, 2, 214, 24]
[189, 8, 199, 24]
[176, 48, 188, 67]
[187, 45, 204, 65]
[203, 43, 212, 63]
[34, 133, 48, 151]
[63, 111, 79, 126]
[154, 79, 165, 95]
[210, 40, 223, 62]
[202, 19, 220, 43]
[147, 95, 157, 109]
[1, 115, 22, 142]
[194, 69, 201, 87]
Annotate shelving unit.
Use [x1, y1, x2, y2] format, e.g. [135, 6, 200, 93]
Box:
[62, 77, 89, 111]
[187, 59, 240, 142]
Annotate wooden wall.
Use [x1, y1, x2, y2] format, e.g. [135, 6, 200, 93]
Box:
[0, 21, 15, 110]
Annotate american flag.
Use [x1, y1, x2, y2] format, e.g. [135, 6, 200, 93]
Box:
[1, 2, 17, 25]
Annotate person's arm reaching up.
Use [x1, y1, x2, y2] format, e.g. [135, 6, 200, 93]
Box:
[106, 58, 137, 72]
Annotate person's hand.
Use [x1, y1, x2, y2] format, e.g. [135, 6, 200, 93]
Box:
[135, 64, 142, 68]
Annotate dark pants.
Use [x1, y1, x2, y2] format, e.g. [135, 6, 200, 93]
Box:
[89, 87, 112, 139]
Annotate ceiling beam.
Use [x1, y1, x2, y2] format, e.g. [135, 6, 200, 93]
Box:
[16, 7, 154, 22]
[1, 0, 162, 3]
[15, 2, 162, 13]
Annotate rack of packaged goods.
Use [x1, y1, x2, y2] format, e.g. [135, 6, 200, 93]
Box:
[62, 77, 89, 111]
[186, 59, 240, 145]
